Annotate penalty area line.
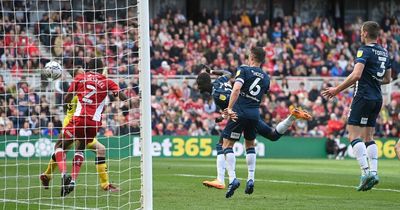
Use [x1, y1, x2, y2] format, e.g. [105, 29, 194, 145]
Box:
[0, 198, 89, 209]
[174, 173, 400, 193]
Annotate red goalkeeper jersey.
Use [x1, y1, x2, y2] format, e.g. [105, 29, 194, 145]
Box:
[68, 72, 119, 123]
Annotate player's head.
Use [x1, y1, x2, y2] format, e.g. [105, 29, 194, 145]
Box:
[196, 72, 212, 94]
[361, 21, 380, 43]
[63, 57, 78, 77]
[67, 65, 84, 77]
[86, 58, 104, 74]
[248, 46, 265, 67]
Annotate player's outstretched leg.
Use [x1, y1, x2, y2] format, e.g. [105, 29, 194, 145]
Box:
[290, 107, 312, 120]
[203, 140, 225, 189]
[257, 107, 313, 142]
[257, 120, 282, 141]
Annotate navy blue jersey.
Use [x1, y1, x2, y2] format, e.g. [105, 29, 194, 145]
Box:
[354, 43, 392, 100]
[233, 65, 270, 120]
[212, 75, 232, 110]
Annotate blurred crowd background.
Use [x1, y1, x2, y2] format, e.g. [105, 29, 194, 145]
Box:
[0, 0, 399, 139]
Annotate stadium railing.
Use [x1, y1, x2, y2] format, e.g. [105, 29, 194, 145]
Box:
[2, 72, 397, 102]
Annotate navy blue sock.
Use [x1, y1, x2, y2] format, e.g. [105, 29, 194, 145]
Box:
[216, 143, 224, 155]
[224, 148, 234, 155]
[350, 138, 363, 147]
[246, 147, 256, 154]
[365, 141, 376, 148]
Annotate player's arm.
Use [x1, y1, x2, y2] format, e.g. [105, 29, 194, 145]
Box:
[201, 64, 232, 78]
[225, 81, 241, 121]
[64, 92, 74, 104]
[225, 67, 246, 120]
[336, 63, 364, 92]
[63, 92, 75, 113]
[107, 78, 129, 102]
[113, 91, 128, 101]
[323, 47, 368, 99]
[381, 68, 392, 84]
[322, 63, 364, 99]
[210, 69, 232, 78]
[63, 76, 79, 112]
[227, 82, 241, 109]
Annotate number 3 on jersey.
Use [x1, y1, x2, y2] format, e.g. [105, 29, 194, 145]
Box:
[82, 84, 97, 104]
[249, 78, 261, 96]
[377, 56, 386, 77]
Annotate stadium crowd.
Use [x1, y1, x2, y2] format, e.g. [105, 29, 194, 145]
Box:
[0, 5, 400, 138]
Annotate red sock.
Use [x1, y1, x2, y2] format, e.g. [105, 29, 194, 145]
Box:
[72, 152, 84, 181]
[54, 149, 67, 174]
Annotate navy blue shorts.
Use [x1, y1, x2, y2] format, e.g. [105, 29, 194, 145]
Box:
[347, 97, 382, 127]
[222, 118, 258, 141]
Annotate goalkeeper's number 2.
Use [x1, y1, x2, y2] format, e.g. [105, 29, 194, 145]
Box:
[82, 84, 97, 104]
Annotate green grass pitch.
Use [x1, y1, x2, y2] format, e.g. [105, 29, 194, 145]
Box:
[0, 158, 399, 209]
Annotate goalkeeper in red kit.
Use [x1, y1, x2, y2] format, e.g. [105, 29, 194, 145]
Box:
[54, 58, 128, 197]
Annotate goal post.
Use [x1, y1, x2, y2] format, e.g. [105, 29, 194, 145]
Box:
[138, 0, 153, 209]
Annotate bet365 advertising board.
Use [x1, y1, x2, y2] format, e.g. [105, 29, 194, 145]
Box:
[0, 135, 397, 159]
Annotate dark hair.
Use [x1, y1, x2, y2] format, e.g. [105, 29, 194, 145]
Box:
[68, 66, 82, 77]
[62, 58, 77, 77]
[86, 58, 104, 73]
[250, 46, 265, 64]
[362, 21, 380, 40]
[196, 72, 211, 93]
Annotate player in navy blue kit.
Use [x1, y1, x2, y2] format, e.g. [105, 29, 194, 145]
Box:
[322, 21, 392, 191]
[197, 65, 311, 190]
[215, 47, 309, 198]
[222, 47, 267, 198]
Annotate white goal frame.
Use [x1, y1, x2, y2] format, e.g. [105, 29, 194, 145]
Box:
[138, 0, 153, 209]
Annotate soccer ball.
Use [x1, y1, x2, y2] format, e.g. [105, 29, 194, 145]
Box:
[43, 61, 63, 80]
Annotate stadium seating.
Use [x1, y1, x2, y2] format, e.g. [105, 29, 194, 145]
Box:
[0, 5, 399, 138]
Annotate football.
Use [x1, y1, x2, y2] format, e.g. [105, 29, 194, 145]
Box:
[43, 61, 63, 80]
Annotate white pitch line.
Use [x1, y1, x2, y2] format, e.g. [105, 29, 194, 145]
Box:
[0, 198, 89, 210]
[175, 173, 400, 193]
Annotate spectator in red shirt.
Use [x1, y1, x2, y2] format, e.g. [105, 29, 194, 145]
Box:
[275, 101, 290, 119]
[293, 82, 308, 99]
[326, 113, 345, 135]
[176, 124, 188, 136]
[269, 79, 282, 95]
[154, 61, 174, 75]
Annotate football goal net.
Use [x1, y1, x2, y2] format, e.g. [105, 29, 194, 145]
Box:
[0, 0, 152, 209]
